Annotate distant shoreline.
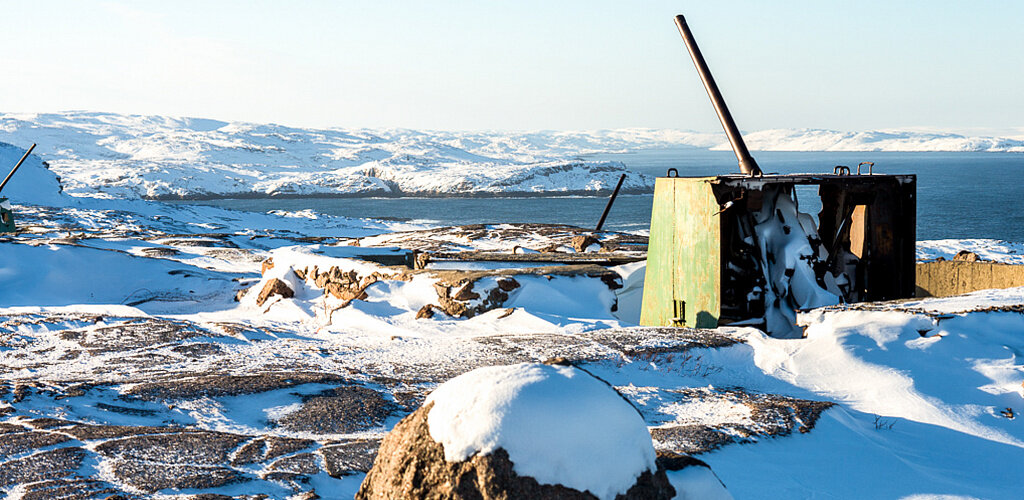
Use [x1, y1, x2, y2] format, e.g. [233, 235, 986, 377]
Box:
[151, 187, 655, 202]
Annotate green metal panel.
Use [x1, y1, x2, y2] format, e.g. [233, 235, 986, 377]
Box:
[675, 179, 721, 327]
[640, 178, 721, 328]
[640, 179, 677, 325]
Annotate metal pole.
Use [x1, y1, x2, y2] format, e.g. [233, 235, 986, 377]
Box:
[595, 173, 626, 232]
[674, 15, 762, 176]
[0, 143, 36, 194]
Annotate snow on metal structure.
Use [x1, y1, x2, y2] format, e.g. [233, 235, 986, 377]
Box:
[640, 16, 916, 337]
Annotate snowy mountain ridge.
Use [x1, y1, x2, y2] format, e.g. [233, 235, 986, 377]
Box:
[0, 112, 653, 200]
[0, 111, 1021, 200]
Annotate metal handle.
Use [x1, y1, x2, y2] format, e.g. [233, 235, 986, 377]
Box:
[858, 162, 874, 175]
[674, 15, 762, 177]
[0, 143, 36, 195]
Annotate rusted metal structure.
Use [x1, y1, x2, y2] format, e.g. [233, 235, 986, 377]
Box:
[640, 16, 916, 337]
[0, 143, 36, 233]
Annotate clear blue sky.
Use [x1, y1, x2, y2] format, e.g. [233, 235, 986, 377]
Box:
[3, 1, 1022, 133]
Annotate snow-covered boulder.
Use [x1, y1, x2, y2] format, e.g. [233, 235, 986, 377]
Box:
[357, 362, 675, 500]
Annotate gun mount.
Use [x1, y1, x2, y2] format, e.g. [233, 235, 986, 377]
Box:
[640, 16, 916, 338]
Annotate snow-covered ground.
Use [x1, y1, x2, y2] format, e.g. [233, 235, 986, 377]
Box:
[0, 138, 1022, 499]
[2, 111, 1023, 200]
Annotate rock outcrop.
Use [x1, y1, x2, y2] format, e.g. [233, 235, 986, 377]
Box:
[256, 278, 293, 306]
[571, 234, 602, 253]
[429, 277, 521, 319]
[953, 250, 981, 262]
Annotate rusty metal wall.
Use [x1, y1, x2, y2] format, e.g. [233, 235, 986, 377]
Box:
[916, 261, 1024, 297]
[640, 177, 721, 328]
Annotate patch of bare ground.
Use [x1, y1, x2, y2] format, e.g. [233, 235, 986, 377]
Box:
[273, 386, 399, 434]
[126, 372, 355, 400]
[0, 418, 392, 497]
[647, 387, 834, 455]
[347, 223, 648, 254]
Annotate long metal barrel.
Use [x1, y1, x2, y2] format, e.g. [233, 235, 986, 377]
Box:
[595, 173, 626, 232]
[0, 143, 37, 194]
[674, 15, 761, 176]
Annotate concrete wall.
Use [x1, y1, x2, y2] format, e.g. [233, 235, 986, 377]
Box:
[916, 261, 1024, 298]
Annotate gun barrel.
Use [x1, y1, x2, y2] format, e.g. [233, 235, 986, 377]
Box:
[0, 143, 36, 194]
[674, 15, 761, 176]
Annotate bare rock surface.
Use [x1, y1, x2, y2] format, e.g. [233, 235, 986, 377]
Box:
[107, 459, 247, 493]
[95, 430, 248, 464]
[357, 403, 675, 500]
[274, 386, 398, 434]
[320, 439, 381, 477]
[0, 446, 88, 487]
[348, 223, 648, 254]
[645, 387, 834, 455]
[127, 372, 354, 400]
[953, 250, 981, 262]
[571, 234, 602, 252]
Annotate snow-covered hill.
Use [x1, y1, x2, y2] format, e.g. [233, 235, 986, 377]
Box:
[1, 112, 1021, 200]
[0, 112, 652, 200]
[729, 128, 1024, 153]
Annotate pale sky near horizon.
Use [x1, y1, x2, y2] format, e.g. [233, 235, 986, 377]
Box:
[2, 1, 1022, 134]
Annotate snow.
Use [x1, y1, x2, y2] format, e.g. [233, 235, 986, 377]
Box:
[666, 466, 733, 500]
[753, 187, 840, 337]
[0, 242, 233, 311]
[1, 116, 1023, 498]
[753, 307, 1024, 447]
[705, 405, 1020, 499]
[610, 260, 646, 324]
[0, 112, 651, 200]
[718, 128, 1024, 153]
[917, 238, 1024, 264]
[425, 363, 657, 500]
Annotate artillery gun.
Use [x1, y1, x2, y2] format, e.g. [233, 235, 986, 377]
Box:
[640, 16, 916, 338]
[0, 143, 37, 233]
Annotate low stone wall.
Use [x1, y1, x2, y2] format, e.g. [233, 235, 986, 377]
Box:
[916, 261, 1024, 297]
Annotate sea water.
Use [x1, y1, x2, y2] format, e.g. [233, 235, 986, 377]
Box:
[175, 150, 1024, 242]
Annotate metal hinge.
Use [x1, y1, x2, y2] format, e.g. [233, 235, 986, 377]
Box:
[671, 299, 685, 326]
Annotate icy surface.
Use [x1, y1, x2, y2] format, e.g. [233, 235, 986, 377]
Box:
[425, 363, 657, 500]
